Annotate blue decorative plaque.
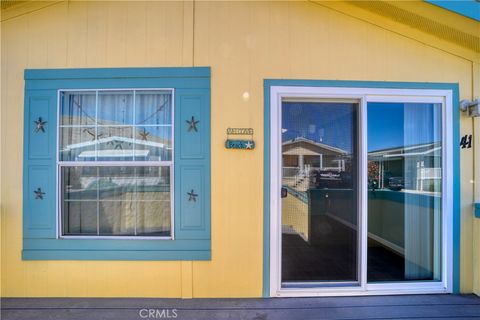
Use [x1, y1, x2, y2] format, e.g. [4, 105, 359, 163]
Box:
[225, 140, 255, 150]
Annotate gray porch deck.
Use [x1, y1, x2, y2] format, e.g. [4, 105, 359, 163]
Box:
[2, 294, 480, 320]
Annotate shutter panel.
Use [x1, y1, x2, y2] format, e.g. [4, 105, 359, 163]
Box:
[174, 88, 211, 240]
[23, 90, 57, 239]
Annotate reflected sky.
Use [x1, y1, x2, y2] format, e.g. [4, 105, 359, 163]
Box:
[367, 102, 442, 152]
[282, 101, 442, 153]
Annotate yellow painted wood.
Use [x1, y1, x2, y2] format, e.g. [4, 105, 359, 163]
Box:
[182, 0, 194, 67]
[313, 0, 480, 62]
[0, 13, 3, 297]
[1, 0, 478, 297]
[181, 261, 193, 299]
[0, 1, 63, 22]
[473, 62, 480, 296]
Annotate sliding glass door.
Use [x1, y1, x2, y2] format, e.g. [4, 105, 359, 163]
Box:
[367, 101, 442, 283]
[269, 86, 452, 296]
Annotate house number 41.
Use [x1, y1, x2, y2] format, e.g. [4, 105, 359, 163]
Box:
[460, 134, 472, 149]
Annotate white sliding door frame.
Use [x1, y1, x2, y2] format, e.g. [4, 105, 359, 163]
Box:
[269, 86, 453, 297]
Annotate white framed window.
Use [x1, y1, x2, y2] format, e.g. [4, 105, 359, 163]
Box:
[57, 88, 174, 239]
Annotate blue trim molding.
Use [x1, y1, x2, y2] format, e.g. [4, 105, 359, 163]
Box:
[475, 203, 480, 219]
[23, 67, 211, 261]
[24, 67, 211, 80]
[263, 79, 460, 296]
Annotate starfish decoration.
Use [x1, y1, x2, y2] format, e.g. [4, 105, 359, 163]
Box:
[84, 128, 104, 141]
[113, 141, 123, 150]
[34, 188, 45, 200]
[34, 117, 47, 133]
[139, 128, 150, 141]
[245, 141, 253, 149]
[187, 189, 198, 202]
[186, 116, 199, 132]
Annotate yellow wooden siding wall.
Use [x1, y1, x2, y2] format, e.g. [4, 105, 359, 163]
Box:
[0, 1, 477, 297]
[474, 61, 480, 296]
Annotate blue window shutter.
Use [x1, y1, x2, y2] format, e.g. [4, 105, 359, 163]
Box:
[23, 89, 57, 238]
[174, 88, 211, 240]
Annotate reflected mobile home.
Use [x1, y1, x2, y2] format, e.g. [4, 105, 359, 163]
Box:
[1, 0, 480, 299]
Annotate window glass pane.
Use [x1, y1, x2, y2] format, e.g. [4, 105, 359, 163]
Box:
[136, 166, 171, 236]
[63, 201, 97, 235]
[62, 166, 98, 200]
[136, 166, 170, 200]
[97, 126, 134, 161]
[136, 202, 171, 236]
[61, 166, 171, 237]
[281, 101, 359, 283]
[97, 166, 136, 201]
[60, 91, 96, 126]
[99, 201, 135, 236]
[59, 89, 174, 238]
[97, 91, 134, 125]
[134, 126, 172, 161]
[367, 102, 442, 282]
[60, 127, 96, 161]
[59, 89, 173, 163]
[135, 91, 172, 125]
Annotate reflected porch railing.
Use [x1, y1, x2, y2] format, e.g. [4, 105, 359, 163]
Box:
[282, 166, 343, 191]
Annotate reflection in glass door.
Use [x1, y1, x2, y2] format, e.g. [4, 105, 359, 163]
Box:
[367, 102, 442, 283]
[271, 86, 451, 296]
[281, 100, 359, 285]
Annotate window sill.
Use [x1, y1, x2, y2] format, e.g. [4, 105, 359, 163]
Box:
[22, 238, 211, 261]
[59, 236, 173, 240]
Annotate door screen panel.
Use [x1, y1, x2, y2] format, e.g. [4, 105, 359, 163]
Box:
[281, 101, 359, 283]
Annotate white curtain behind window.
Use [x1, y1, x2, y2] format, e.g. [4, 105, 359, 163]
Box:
[404, 103, 442, 280]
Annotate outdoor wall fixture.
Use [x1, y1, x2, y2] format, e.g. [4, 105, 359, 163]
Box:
[460, 99, 480, 117]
